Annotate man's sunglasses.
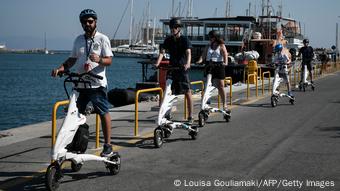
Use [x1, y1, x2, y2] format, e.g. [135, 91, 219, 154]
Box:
[82, 19, 95, 24]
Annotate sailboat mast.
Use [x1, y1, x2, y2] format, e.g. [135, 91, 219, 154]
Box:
[146, 1, 150, 46]
[129, 0, 134, 46]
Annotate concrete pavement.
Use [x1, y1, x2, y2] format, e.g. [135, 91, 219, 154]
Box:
[0, 70, 340, 191]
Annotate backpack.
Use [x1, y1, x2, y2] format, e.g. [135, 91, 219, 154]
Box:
[66, 123, 89, 153]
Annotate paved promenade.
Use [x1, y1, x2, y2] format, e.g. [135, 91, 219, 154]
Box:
[0, 69, 339, 191]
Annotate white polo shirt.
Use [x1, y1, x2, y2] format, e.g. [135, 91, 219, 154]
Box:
[70, 31, 113, 88]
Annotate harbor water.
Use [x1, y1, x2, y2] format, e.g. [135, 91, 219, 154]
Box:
[0, 53, 203, 131]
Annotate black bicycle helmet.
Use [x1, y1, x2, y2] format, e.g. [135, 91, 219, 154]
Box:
[79, 9, 97, 21]
[208, 30, 220, 39]
[303, 39, 309, 44]
[169, 18, 182, 28]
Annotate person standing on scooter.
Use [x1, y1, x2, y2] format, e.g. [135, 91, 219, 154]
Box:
[298, 39, 314, 85]
[155, 18, 194, 124]
[196, 30, 230, 113]
[51, 9, 115, 157]
[273, 44, 293, 97]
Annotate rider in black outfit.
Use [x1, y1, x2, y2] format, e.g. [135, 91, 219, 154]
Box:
[297, 39, 314, 85]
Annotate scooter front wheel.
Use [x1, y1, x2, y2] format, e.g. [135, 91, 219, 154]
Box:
[45, 162, 61, 191]
[154, 127, 164, 148]
[106, 153, 121, 175]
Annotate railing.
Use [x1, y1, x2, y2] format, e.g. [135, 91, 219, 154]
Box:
[135, 87, 163, 136]
[218, 77, 233, 109]
[247, 73, 258, 99]
[51, 100, 101, 150]
[184, 80, 205, 119]
[261, 71, 271, 95]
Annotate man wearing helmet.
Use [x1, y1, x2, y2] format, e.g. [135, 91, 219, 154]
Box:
[273, 43, 293, 97]
[51, 9, 115, 157]
[298, 39, 314, 84]
[155, 18, 194, 124]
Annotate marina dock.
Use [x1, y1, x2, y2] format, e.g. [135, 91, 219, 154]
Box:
[0, 67, 340, 190]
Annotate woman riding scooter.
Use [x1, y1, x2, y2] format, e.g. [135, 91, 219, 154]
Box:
[196, 30, 231, 126]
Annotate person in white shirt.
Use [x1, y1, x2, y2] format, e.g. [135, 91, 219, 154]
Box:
[51, 9, 114, 157]
[272, 43, 293, 97]
[197, 30, 230, 113]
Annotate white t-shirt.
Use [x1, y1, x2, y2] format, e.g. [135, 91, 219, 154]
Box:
[274, 53, 290, 73]
[206, 45, 223, 62]
[70, 31, 113, 88]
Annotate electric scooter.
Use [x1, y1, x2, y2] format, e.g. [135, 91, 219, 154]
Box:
[198, 72, 231, 127]
[271, 63, 295, 107]
[298, 64, 315, 91]
[154, 67, 198, 148]
[45, 71, 120, 191]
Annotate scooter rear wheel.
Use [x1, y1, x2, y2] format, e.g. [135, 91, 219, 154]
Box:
[198, 111, 207, 127]
[45, 162, 61, 191]
[71, 161, 82, 172]
[106, 153, 121, 175]
[189, 126, 198, 140]
[154, 127, 164, 148]
[271, 95, 278, 107]
[224, 113, 231, 122]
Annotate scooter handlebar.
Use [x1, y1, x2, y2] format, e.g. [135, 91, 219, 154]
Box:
[156, 66, 183, 70]
[59, 70, 103, 80]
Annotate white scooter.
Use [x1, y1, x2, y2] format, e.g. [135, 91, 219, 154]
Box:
[45, 71, 120, 191]
[271, 63, 295, 107]
[154, 67, 198, 148]
[198, 73, 231, 127]
[298, 65, 315, 92]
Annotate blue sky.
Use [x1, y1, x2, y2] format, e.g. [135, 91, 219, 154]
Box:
[1, 0, 340, 50]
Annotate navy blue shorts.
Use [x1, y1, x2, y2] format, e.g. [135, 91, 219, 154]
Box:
[77, 87, 110, 116]
[166, 69, 191, 95]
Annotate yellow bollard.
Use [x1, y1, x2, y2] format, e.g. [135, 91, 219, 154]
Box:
[262, 71, 271, 95]
[135, 87, 163, 136]
[247, 73, 258, 100]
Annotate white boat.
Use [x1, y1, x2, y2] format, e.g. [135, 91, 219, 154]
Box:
[0, 43, 6, 49]
[111, 0, 159, 59]
[112, 43, 158, 58]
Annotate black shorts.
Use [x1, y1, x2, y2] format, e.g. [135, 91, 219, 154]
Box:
[302, 60, 313, 71]
[204, 62, 226, 80]
[166, 69, 191, 95]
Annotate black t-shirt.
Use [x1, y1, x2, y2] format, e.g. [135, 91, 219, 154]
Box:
[162, 35, 192, 66]
[299, 46, 314, 61]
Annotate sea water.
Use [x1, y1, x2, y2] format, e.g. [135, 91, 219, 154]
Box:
[0, 53, 145, 130]
[0, 53, 203, 130]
